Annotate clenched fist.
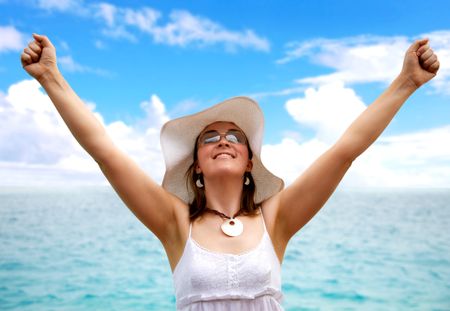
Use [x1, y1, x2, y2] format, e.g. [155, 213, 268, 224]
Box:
[401, 38, 440, 89]
[21, 33, 58, 82]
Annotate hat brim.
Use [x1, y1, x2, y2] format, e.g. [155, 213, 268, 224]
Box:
[160, 96, 284, 204]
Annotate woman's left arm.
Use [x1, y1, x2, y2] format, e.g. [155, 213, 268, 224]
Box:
[331, 38, 439, 160]
[268, 39, 439, 247]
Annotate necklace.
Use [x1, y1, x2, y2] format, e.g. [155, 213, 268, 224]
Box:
[204, 207, 244, 237]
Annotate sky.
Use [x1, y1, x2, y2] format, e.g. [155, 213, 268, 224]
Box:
[1, 0, 450, 189]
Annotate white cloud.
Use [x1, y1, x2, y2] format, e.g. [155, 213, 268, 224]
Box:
[263, 127, 450, 188]
[139, 94, 170, 128]
[123, 7, 160, 32]
[0, 161, 106, 186]
[262, 137, 329, 185]
[347, 125, 450, 188]
[37, 0, 85, 13]
[2, 79, 448, 188]
[262, 83, 450, 188]
[92, 3, 269, 51]
[0, 80, 168, 186]
[27, 1, 269, 51]
[59, 40, 70, 51]
[147, 10, 270, 52]
[285, 82, 366, 143]
[169, 98, 201, 117]
[101, 26, 137, 42]
[96, 2, 117, 27]
[59, 55, 114, 77]
[278, 31, 450, 95]
[1, 80, 84, 165]
[0, 25, 27, 53]
[59, 55, 85, 72]
[278, 35, 408, 85]
[94, 40, 106, 49]
[248, 86, 307, 101]
[421, 30, 450, 95]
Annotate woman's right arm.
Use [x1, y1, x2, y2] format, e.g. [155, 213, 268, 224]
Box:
[21, 34, 188, 245]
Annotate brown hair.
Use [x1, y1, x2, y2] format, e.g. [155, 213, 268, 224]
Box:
[185, 135, 258, 221]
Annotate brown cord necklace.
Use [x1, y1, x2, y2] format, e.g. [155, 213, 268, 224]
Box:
[204, 207, 244, 237]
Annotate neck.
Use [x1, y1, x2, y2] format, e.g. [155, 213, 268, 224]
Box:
[203, 175, 243, 217]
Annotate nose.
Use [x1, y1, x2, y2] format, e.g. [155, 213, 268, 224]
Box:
[217, 135, 230, 146]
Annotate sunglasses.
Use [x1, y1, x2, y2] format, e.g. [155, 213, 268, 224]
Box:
[198, 129, 247, 146]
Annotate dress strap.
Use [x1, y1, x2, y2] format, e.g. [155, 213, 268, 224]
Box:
[259, 206, 268, 232]
[188, 222, 193, 238]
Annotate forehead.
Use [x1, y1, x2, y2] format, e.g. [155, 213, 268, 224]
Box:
[201, 121, 242, 133]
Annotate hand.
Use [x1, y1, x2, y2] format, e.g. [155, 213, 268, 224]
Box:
[400, 38, 440, 89]
[21, 34, 58, 82]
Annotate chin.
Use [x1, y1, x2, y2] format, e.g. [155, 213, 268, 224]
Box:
[207, 167, 245, 179]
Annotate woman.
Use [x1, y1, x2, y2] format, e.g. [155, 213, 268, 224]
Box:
[21, 34, 439, 310]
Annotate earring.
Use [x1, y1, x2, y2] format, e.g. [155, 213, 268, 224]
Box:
[196, 177, 204, 188]
[244, 176, 250, 186]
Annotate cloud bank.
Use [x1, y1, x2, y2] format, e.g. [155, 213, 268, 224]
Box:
[0, 26, 27, 53]
[58, 55, 114, 77]
[0, 79, 166, 186]
[277, 31, 450, 95]
[262, 82, 450, 188]
[1, 79, 449, 188]
[30, 0, 270, 52]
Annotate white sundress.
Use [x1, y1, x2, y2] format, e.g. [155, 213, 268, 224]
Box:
[172, 208, 284, 310]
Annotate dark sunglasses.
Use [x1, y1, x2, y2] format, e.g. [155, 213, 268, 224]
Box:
[198, 130, 247, 146]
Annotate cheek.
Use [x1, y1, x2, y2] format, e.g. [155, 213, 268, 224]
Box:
[195, 148, 209, 168]
[196, 148, 207, 161]
[240, 146, 250, 159]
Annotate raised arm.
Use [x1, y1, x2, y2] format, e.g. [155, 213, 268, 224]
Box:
[21, 34, 188, 246]
[334, 39, 439, 159]
[266, 39, 439, 251]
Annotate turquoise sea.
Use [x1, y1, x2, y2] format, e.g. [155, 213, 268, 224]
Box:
[1, 187, 449, 310]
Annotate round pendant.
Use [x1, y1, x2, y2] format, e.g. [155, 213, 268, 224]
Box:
[221, 218, 243, 237]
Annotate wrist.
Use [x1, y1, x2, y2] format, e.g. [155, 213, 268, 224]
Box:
[37, 67, 64, 89]
[393, 74, 419, 94]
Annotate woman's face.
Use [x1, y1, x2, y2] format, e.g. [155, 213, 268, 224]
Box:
[195, 121, 252, 179]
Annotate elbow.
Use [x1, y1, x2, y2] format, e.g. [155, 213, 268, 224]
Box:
[331, 143, 357, 167]
[83, 137, 117, 166]
[333, 132, 372, 164]
[93, 146, 117, 168]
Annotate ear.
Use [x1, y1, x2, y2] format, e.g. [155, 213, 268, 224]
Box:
[246, 160, 253, 172]
[195, 162, 202, 174]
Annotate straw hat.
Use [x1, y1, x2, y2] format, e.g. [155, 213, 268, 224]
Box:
[160, 96, 284, 204]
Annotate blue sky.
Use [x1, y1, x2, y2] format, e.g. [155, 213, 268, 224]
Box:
[1, 0, 449, 188]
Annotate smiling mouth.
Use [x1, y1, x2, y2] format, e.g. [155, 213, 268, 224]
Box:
[213, 153, 235, 159]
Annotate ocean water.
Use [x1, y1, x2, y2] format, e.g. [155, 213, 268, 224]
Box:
[0, 187, 449, 310]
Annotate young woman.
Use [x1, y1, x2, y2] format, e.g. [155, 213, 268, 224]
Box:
[21, 34, 439, 310]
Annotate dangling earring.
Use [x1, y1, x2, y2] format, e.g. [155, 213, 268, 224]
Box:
[244, 174, 250, 186]
[196, 176, 204, 188]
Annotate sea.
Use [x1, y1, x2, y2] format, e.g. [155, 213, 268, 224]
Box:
[1, 187, 449, 310]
